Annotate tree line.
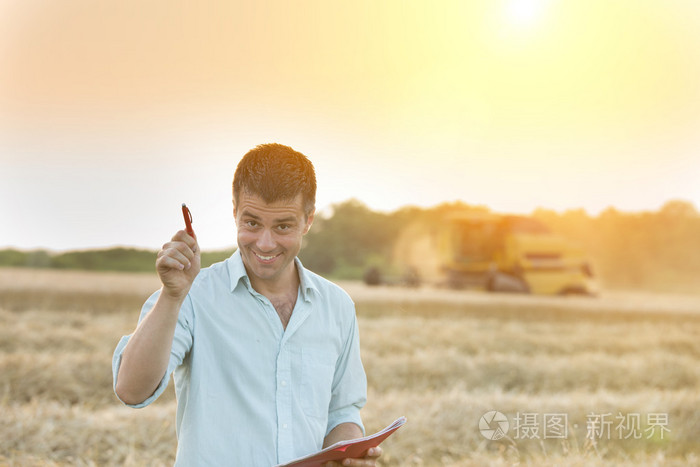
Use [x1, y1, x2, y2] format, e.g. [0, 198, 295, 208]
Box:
[300, 199, 700, 293]
[532, 200, 700, 292]
[0, 247, 235, 273]
[2, 199, 699, 292]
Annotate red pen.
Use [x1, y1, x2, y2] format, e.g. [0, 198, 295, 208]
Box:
[182, 203, 195, 237]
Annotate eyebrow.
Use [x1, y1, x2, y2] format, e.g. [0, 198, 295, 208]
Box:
[274, 217, 297, 224]
[241, 210, 297, 224]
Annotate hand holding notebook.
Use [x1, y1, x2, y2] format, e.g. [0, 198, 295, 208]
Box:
[274, 416, 407, 467]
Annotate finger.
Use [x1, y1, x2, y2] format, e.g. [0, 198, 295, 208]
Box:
[157, 249, 191, 270]
[159, 241, 195, 262]
[338, 459, 375, 467]
[156, 253, 189, 271]
[158, 245, 194, 270]
[339, 447, 382, 466]
[162, 240, 196, 262]
[172, 230, 199, 251]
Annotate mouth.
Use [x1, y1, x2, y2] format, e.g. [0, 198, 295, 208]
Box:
[252, 251, 282, 263]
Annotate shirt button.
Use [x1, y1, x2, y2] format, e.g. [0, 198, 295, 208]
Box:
[283, 424, 288, 429]
[281, 380, 287, 387]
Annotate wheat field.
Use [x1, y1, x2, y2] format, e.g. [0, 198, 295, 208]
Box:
[1, 268, 699, 466]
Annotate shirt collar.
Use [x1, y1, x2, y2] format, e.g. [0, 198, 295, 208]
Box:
[226, 249, 318, 301]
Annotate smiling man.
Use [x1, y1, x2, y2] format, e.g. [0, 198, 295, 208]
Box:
[112, 144, 380, 466]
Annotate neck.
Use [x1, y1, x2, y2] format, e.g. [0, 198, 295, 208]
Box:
[248, 263, 300, 299]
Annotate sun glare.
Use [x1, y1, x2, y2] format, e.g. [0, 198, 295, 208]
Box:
[506, 0, 546, 27]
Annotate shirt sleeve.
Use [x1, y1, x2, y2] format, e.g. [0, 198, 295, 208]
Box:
[112, 289, 194, 408]
[325, 301, 367, 436]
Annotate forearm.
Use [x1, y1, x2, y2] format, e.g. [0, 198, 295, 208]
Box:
[115, 291, 183, 405]
[323, 422, 364, 448]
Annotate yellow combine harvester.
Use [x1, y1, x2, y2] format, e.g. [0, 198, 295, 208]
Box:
[377, 211, 596, 295]
[437, 212, 596, 295]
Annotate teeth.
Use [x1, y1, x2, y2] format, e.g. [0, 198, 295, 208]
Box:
[256, 253, 276, 260]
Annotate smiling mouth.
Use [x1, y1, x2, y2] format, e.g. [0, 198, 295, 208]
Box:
[253, 251, 281, 262]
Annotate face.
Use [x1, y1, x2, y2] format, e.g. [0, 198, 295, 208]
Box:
[234, 192, 314, 291]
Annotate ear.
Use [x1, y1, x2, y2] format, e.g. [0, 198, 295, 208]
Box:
[303, 210, 315, 235]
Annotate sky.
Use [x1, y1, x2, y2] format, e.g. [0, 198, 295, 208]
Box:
[1, 0, 699, 251]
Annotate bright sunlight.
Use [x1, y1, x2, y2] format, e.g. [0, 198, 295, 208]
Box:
[506, 0, 548, 27]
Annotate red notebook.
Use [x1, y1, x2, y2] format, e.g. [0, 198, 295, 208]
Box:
[275, 416, 406, 467]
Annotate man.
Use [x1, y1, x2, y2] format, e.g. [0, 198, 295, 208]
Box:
[112, 143, 381, 466]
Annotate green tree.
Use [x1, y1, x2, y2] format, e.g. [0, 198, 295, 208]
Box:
[300, 199, 412, 278]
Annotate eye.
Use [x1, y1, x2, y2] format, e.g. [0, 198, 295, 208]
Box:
[277, 224, 291, 231]
[245, 220, 258, 228]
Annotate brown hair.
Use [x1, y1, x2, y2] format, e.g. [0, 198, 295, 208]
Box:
[233, 143, 317, 215]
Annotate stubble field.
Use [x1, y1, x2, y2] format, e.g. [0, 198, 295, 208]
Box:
[1, 267, 699, 466]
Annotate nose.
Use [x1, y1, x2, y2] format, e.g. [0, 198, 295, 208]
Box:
[256, 228, 276, 252]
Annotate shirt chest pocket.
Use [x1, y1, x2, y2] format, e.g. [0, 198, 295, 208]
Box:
[300, 349, 337, 419]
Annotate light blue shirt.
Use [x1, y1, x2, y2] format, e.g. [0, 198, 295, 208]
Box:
[112, 251, 367, 466]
